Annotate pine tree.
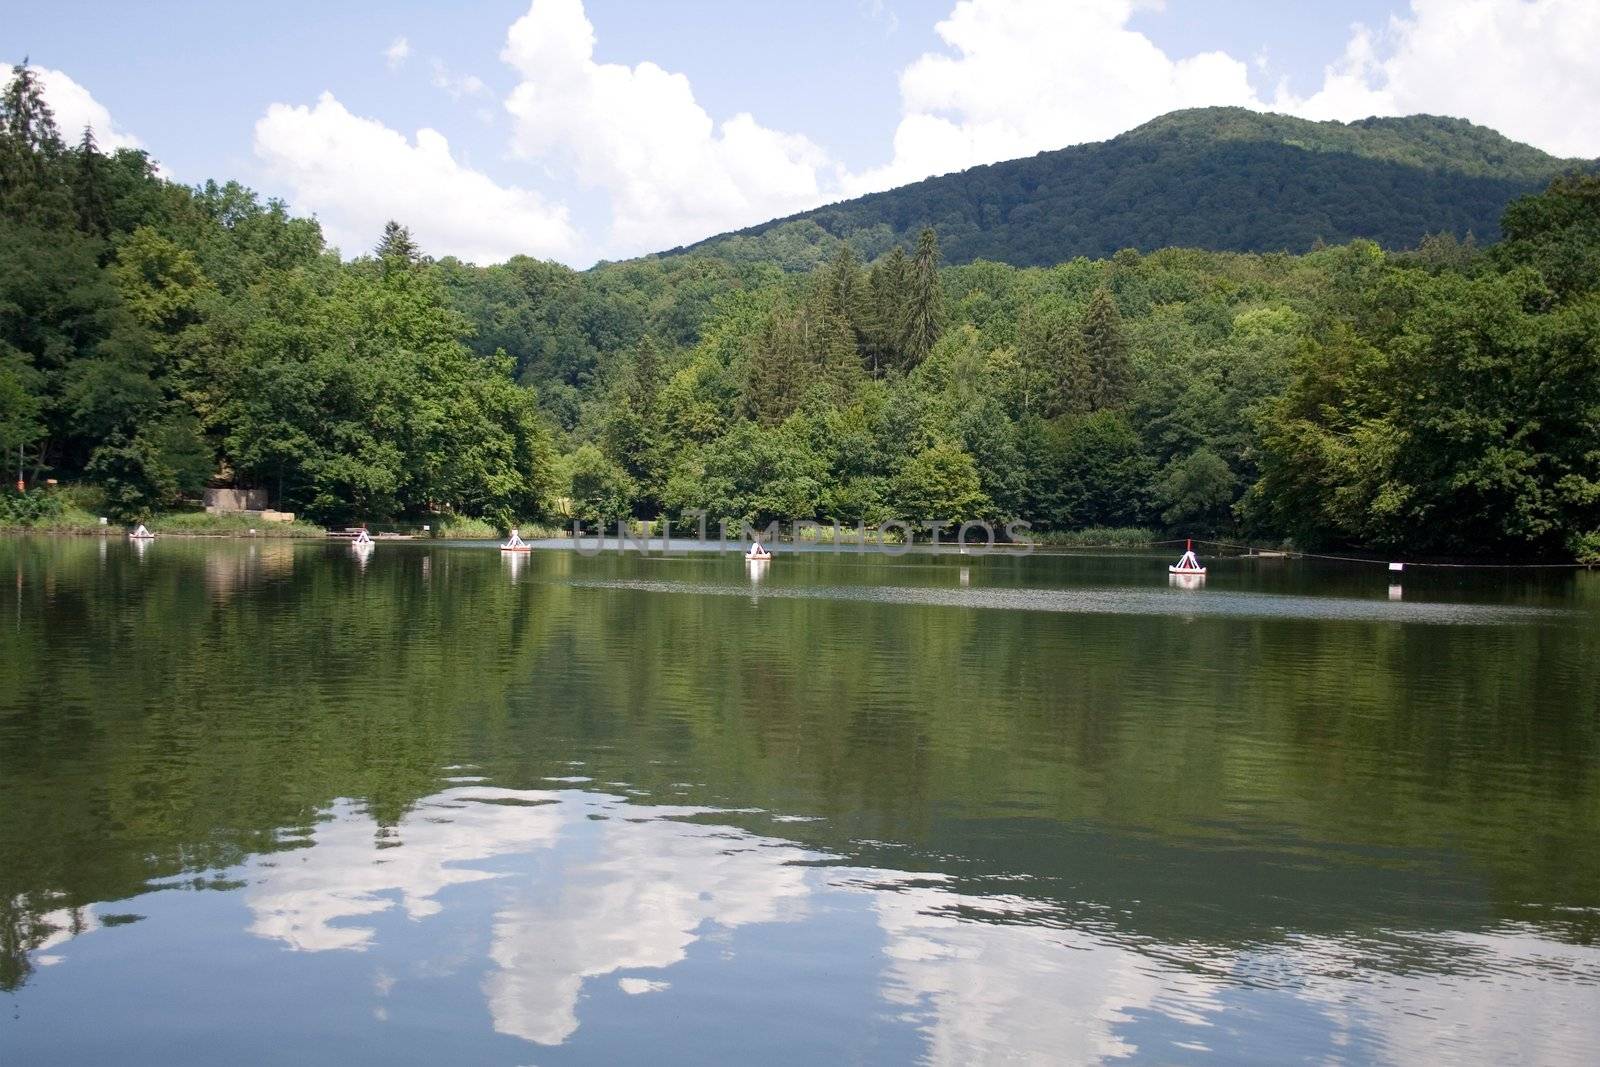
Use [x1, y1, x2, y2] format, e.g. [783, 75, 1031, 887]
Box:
[1080, 286, 1132, 410]
[822, 241, 864, 330]
[626, 335, 663, 412]
[795, 294, 860, 407]
[865, 246, 910, 376]
[1019, 299, 1089, 416]
[375, 220, 421, 271]
[72, 126, 111, 241]
[899, 227, 943, 370]
[743, 310, 805, 425]
[0, 61, 68, 221]
[0, 61, 63, 158]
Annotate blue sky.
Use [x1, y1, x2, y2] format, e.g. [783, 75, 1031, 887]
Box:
[8, 1, 1597, 266]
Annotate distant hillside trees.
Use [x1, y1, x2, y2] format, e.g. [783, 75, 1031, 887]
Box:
[671, 107, 1593, 271]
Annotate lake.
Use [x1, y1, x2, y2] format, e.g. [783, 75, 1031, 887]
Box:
[2, 536, 1598, 1065]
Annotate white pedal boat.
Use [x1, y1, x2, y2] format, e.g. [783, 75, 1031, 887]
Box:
[1168, 540, 1205, 575]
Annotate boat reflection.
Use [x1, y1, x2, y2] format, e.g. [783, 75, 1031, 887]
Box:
[1168, 571, 1205, 590]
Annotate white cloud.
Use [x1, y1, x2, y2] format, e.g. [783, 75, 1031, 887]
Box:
[384, 37, 411, 70]
[1285, 0, 1600, 158]
[499, 0, 835, 257]
[430, 59, 488, 100]
[253, 91, 578, 264]
[30, 66, 142, 151]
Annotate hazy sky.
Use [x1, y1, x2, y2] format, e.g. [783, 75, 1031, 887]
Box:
[9, 1, 1598, 266]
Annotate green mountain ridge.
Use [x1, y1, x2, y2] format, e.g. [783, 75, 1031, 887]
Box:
[664, 107, 1593, 270]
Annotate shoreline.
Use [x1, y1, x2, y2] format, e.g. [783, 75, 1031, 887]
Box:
[3, 526, 1591, 569]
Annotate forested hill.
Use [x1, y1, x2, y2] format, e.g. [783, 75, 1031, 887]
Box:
[667, 107, 1592, 270]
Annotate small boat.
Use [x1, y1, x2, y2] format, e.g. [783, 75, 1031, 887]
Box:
[352, 528, 374, 547]
[129, 524, 155, 540]
[501, 529, 532, 553]
[745, 541, 772, 562]
[1168, 538, 1205, 575]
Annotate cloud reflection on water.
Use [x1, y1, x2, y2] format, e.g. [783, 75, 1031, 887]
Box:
[216, 786, 1600, 1062]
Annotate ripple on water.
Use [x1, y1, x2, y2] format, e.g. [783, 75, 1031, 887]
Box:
[560, 576, 1571, 626]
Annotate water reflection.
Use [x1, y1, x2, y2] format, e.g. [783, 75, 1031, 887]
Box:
[565, 575, 1568, 625]
[22, 784, 1596, 1063]
[4, 539, 1599, 1064]
[502, 549, 527, 582]
[246, 789, 563, 953]
[483, 794, 810, 1045]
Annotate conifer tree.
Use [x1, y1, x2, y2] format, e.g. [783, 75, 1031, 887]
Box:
[72, 126, 111, 241]
[375, 220, 421, 272]
[0, 61, 62, 158]
[796, 294, 860, 407]
[865, 245, 910, 376]
[822, 241, 865, 336]
[626, 335, 663, 411]
[899, 227, 944, 369]
[1080, 286, 1132, 410]
[1019, 299, 1089, 416]
[0, 61, 67, 221]
[743, 310, 805, 425]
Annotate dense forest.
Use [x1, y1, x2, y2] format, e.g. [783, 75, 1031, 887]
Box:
[673, 107, 1593, 270]
[3, 65, 1598, 559]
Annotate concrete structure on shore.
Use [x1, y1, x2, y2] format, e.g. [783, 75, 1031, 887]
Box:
[204, 488, 295, 524]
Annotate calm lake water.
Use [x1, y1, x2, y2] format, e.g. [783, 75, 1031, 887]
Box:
[2, 536, 1598, 1065]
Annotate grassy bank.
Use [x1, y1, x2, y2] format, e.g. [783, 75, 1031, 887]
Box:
[430, 517, 565, 539]
[144, 512, 326, 538]
[0, 507, 106, 533]
[1011, 526, 1163, 547]
[1, 488, 107, 532]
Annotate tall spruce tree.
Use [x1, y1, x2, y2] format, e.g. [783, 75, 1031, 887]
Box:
[1080, 286, 1132, 410]
[1019, 298, 1089, 416]
[72, 126, 112, 242]
[822, 242, 864, 328]
[375, 220, 421, 272]
[0, 61, 68, 222]
[899, 227, 943, 369]
[743, 309, 806, 425]
[866, 245, 911, 376]
[797, 292, 861, 407]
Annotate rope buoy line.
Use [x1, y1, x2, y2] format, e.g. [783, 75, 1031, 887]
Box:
[1129, 537, 1590, 570]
